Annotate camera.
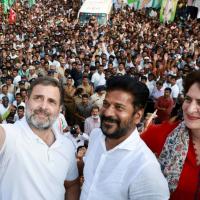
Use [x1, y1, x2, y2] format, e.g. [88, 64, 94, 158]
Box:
[70, 125, 79, 135]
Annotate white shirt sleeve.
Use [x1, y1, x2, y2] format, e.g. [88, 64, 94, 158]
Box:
[129, 161, 170, 200]
[0, 125, 18, 172]
[65, 148, 79, 181]
[172, 85, 179, 99]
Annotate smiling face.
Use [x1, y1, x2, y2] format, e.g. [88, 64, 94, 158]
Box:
[182, 83, 200, 132]
[25, 84, 61, 130]
[101, 90, 143, 139]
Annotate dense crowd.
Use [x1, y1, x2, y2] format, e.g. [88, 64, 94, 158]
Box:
[0, 0, 200, 141]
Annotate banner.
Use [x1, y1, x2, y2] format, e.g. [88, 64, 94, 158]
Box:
[116, 0, 161, 9]
[152, 0, 162, 8]
[160, 0, 178, 23]
[128, 0, 154, 10]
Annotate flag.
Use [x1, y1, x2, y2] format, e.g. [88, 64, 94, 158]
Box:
[28, 0, 36, 8]
[9, 0, 16, 7]
[160, 0, 178, 23]
[9, 8, 16, 24]
[2, 0, 10, 13]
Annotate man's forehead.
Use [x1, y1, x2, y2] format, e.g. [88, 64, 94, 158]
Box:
[31, 84, 60, 98]
[105, 90, 133, 101]
[32, 83, 59, 90]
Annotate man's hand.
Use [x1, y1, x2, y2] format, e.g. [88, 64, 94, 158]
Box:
[64, 178, 80, 200]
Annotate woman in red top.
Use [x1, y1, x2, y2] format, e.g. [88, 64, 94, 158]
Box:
[141, 70, 200, 200]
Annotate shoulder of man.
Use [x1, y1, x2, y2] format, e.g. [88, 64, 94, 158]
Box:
[89, 128, 102, 141]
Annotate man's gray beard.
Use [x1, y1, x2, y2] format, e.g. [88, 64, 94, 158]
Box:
[26, 109, 57, 130]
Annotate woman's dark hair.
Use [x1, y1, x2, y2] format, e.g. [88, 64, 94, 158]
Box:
[106, 75, 149, 109]
[183, 70, 200, 95]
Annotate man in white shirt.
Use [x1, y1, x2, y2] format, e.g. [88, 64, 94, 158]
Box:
[65, 124, 89, 150]
[80, 76, 169, 200]
[151, 80, 165, 103]
[170, 75, 180, 103]
[12, 68, 21, 87]
[84, 105, 101, 135]
[90, 86, 106, 109]
[0, 84, 14, 103]
[91, 65, 106, 89]
[0, 96, 13, 124]
[12, 93, 26, 108]
[146, 73, 156, 97]
[0, 77, 79, 200]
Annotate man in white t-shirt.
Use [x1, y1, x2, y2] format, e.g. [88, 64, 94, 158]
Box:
[65, 124, 89, 150]
[170, 75, 180, 103]
[91, 65, 106, 89]
[80, 76, 169, 200]
[0, 77, 80, 200]
[0, 84, 14, 104]
[84, 105, 101, 135]
[0, 96, 13, 124]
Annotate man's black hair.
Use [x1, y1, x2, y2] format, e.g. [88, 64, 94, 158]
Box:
[106, 75, 149, 109]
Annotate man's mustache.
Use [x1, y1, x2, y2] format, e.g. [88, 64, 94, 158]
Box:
[101, 115, 119, 124]
[34, 108, 50, 116]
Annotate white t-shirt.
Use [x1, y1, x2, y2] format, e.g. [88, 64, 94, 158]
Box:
[65, 132, 89, 150]
[0, 93, 14, 103]
[91, 72, 106, 89]
[0, 118, 78, 200]
[146, 80, 156, 97]
[171, 84, 180, 99]
[80, 128, 169, 200]
[176, 78, 183, 94]
[13, 75, 21, 86]
[12, 100, 26, 108]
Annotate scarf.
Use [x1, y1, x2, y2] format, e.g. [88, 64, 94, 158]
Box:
[159, 121, 190, 192]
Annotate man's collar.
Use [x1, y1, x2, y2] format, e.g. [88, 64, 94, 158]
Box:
[101, 128, 141, 152]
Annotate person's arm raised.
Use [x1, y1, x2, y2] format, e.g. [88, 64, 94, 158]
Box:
[0, 126, 6, 151]
[64, 178, 80, 200]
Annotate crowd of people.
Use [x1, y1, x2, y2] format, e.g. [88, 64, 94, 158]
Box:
[0, 0, 199, 127]
[0, 0, 200, 199]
